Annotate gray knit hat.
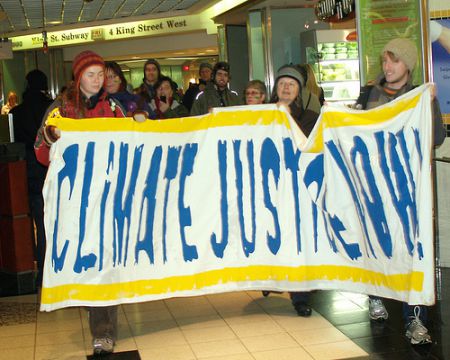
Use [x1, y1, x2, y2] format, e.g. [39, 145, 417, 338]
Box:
[382, 38, 418, 72]
[276, 65, 305, 87]
[143, 58, 161, 74]
[199, 62, 213, 72]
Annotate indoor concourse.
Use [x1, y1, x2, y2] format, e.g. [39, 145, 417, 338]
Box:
[1, 0, 449, 359]
[0, 270, 449, 360]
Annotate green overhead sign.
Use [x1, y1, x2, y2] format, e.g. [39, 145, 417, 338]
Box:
[10, 0, 249, 51]
[11, 14, 213, 50]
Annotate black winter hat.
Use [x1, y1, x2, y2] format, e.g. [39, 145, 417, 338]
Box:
[213, 61, 230, 77]
[26, 69, 48, 91]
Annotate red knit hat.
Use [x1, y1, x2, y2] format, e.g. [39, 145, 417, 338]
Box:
[72, 50, 105, 85]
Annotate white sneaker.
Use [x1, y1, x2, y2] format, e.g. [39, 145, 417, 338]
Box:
[93, 337, 114, 354]
[405, 306, 431, 345]
[369, 298, 389, 321]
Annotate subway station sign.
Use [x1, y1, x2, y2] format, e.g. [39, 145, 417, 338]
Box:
[10, 0, 250, 51]
[11, 14, 214, 51]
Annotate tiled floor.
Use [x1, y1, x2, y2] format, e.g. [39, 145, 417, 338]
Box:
[0, 268, 449, 360]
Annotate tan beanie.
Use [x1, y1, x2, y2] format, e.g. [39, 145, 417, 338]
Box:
[382, 38, 418, 72]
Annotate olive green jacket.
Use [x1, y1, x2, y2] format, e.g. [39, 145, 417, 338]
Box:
[190, 82, 240, 116]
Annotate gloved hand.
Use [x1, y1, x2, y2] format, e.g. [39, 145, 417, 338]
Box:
[133, 110, 149, 123]
[43, 125, 61, 146]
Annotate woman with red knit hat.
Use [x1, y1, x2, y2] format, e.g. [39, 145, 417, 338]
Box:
[35, 50, 125, 165]
[34, 50, 124, 355]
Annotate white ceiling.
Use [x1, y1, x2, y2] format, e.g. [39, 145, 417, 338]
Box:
[0, 0, 319, 66]
[0, 0, 320, 37]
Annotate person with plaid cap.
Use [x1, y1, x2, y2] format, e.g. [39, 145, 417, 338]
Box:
[355, 37, 446, 345]
[34, 50, 125, 355]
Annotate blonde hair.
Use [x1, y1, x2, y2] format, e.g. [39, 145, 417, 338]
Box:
[7, 91, 18, 106]
[301, 64, 322, 99]
[244, 80, 267, 103]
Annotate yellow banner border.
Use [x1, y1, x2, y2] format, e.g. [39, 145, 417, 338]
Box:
[42, 265, 423, 305]
[307, 90, 422, 153]
[46, 107, 292, 133]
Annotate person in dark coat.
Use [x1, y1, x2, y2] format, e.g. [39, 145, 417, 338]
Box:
[150, 76, 189, 119]
[269, 65, 322, 317]
[105, 61, 156, 119]
[10, 69, 53, 287]
[182, 62, 213, 111]
[134, 58, 162, 106]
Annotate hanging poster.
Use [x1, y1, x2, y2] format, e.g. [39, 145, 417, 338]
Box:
[357, 0, 424, 85]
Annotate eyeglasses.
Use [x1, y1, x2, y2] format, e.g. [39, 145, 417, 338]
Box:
[245, 90, 262, 97]
[106, 74, 119, 80]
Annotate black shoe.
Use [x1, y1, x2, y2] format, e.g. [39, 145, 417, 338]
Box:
[262, 291, 271, 297]
[294, 302, 312, 317]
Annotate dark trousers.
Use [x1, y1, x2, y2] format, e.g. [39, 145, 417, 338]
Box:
[88, 306, 118, 340]
[289, 291, 310, 305]
[26, 156, 47, 287]
[30, 191, 45, 286]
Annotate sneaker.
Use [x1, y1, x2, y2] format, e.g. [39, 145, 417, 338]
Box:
[93, 337, 114, 355]
[369, 298, 389, 321]
[294, 302, 312, 317]
[405, 306, 431, 345]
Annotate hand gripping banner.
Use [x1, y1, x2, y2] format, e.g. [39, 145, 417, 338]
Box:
[40, 85, 435, 311]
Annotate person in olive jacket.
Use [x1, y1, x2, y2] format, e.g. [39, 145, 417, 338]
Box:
[190, 61, 240, 116]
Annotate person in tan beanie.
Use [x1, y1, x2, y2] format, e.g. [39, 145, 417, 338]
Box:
[355, 37, 446, 345]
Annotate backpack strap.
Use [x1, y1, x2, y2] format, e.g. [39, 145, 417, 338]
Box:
[108, 97, 126, 117]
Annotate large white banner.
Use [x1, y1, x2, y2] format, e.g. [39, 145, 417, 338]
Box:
[41, 85, 434, 311]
